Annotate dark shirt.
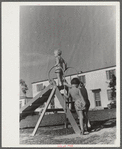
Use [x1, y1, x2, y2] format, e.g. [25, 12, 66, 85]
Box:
[80, 86, 90, 106]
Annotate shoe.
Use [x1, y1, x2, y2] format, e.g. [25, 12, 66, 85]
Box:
[84, 131, 89, 135]
[88, 125, 94, 132]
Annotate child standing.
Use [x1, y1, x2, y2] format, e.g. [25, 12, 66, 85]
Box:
[54, 49, 67, 86]
[79, 82, 91, 132]
[64, 78, 86, 135]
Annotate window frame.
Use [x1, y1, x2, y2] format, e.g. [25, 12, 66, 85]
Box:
[20, 101, 22, 109]
[92, 89, 101, 107]
[36, 83, 44, 92]
[107, 89, 114, 101]
[106, 69, 116, 80]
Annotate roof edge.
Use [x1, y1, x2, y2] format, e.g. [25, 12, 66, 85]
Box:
[31, 65, 116, 84]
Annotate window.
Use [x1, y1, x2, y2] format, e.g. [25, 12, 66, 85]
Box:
[107, 89, 112, 101]
[24, 99, 26, 105]
[36, 83, 44, 92]
[79, 75, 86, 84]
[92, 89, 101, 107]
[20, 101, 22, 109]
[106, 69, 116, 80]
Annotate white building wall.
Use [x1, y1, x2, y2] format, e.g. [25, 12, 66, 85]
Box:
[32, 79, 60, 109]
[32, 66, 116, 110]
[32, 80, 49, 97]
[85, 69, 108, 109]
[19, 98, 26, 109]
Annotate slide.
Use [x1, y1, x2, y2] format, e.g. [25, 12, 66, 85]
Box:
[20, 84, 64, 121]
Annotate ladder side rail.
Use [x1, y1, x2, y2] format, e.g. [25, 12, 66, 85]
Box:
[55, 87, 80, 134]
[64, 95, 68, 128]
[31, 86, 56, 136]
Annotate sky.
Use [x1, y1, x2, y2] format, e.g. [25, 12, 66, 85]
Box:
[20, 6, 116, 97]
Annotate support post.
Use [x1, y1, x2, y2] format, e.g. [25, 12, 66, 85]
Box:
[64, 96, 68, 128]
[31, 86, 56, 136]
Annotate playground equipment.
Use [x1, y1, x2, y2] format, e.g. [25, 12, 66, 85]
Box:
[20, 66, 81, 136]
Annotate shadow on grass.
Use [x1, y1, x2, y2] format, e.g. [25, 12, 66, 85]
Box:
[89, 118, 116, 132]
[20, 118, 116, 134]
[20, 124, 64, 130]
[36, 118, 116, 137]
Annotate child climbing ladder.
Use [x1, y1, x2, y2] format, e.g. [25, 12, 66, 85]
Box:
[64, 78, 86, 135]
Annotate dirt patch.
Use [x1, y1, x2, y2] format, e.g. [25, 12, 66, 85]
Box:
[20, 120, 116, 144]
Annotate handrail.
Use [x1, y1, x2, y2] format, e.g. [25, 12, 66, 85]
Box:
[64, 67, 79, 79]
[48, 66, 56, 82]
[48, 66, 65, 82]
[48, 66, 80, 83]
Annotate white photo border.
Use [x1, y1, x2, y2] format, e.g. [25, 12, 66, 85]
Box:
[2, 2, 120, 147]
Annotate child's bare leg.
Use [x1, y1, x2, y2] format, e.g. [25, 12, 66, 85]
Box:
[83, 110, 88, 131]
[83, 109, 91, 131]
[88, 119, 91, 128]
[56, 73, 62, 86]
[60, 73, 63, 86]
[76, 108, 79, 118]
[78, 110, 84, 134]
[60, 71, 64, 86]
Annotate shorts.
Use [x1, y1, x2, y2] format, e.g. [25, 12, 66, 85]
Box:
[55, 68, 63, 74]
[75, 99, 86, 111]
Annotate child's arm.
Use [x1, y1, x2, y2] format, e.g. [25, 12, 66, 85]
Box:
[62, 58, 67, 71]
[63, 62, 67, 71]
[63, 81, 72, 88]
[54, 56, 59, 66]
[64, 89, 71, 99]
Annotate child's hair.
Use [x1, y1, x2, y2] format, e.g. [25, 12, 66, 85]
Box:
[54, 49, 62, 56]
[79, 81, 85, 87]
[80, 81, 83, 85]
[71, 78, 80, 85]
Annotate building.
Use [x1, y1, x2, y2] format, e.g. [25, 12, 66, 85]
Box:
[31, 65, 116, 111]
[20, 96, 33, 109]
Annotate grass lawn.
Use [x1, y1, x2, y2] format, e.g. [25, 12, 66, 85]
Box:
[20, 108, 116, 145]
